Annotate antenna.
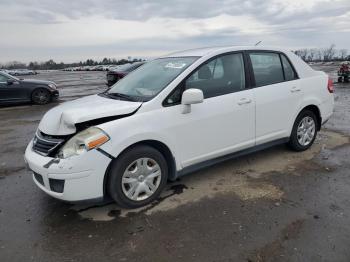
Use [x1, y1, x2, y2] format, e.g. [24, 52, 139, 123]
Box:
[255, 41, 262, 46]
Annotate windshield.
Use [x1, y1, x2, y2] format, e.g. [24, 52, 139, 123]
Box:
[108, 57, 198, 101]
[0, 71, 19, 81]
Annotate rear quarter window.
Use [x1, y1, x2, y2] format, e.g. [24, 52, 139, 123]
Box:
[281, 55, 298, 81]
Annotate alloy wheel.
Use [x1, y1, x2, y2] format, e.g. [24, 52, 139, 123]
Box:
[297, 116, 316, 146]
[33, 90, 50, 104]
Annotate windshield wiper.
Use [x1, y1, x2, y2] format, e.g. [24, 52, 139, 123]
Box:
[105, 92, 136, 101]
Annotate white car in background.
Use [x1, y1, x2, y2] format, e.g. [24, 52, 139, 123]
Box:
[9, 69, 37, 76]
[25, 46, 334, 208]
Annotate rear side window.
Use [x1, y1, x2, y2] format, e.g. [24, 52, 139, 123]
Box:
[249, 53, 284, 87]
[185, 53, 246, 99]
[281, 55, 297, 81]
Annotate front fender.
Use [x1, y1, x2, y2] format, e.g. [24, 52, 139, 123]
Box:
[97, 117, 181, 170]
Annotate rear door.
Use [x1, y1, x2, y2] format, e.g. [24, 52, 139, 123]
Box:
[248, 51, 301, 145]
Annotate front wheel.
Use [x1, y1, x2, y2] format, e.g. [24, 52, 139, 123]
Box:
[288, 110, 318, 151]
[31, 88, 51, 105]
[107, 145, 168, 208]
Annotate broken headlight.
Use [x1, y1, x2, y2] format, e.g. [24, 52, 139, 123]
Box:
[58, 127, 109, 159]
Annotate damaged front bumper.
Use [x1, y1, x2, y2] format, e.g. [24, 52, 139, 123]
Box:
[24, 140, 112, 202]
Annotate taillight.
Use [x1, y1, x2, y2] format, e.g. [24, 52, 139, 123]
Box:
[327, 78, 334, 93]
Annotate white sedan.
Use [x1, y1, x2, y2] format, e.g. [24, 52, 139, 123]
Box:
[25, 46, 334, 208]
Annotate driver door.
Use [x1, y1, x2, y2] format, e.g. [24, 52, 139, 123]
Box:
[163, 52, 255, 168]
[0, 74, 26, 103]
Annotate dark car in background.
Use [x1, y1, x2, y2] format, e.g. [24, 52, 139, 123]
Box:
[106, 62, 145, 86]
[0, 71, 59, 105]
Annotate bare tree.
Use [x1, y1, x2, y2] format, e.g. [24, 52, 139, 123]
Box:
[339, 49, 348, 61]
[322, 44, 336, 62]
[295, 49, 309, 61]
[308, 48, 318, 62]
[5, 61, 27, 69]
[316, 49, 323, 61]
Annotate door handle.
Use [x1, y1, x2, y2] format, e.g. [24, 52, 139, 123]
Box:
[237, 98, 252, 105]
[290, 86, 301, 93]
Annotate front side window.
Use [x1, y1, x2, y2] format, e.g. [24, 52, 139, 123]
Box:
[249, 52, 284, 87]
[108, 57, 198, 101]
[185, 53, 246, 99]
[164, 86, 182, 106]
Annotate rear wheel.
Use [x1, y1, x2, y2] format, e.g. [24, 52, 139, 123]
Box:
[344, 76, 349, 83]
[288, 110, 318, 151]
[338, 76, 343, 83]
[31, 88, 51, 105]
[107, 145, 168, 208]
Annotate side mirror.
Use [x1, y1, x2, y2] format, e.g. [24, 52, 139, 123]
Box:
[7, 79, 15, 85]
[181, 88, 204, 114]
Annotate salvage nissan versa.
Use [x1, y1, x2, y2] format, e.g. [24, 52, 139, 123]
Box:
[24, 46, 334, 208]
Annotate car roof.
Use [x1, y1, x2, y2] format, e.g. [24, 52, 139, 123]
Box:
[160, 45, 317, 78]
[162, 45, 289, 58]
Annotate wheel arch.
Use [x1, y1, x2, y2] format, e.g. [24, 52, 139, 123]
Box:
[103, 139, 177, 197]
[296, 104, 322, 131]
[31, 86, 51, 93]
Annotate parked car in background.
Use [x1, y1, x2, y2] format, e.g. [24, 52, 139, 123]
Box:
[62, 64, 126, 72]
[103, 65, 114, 71]
[0, 71, 58, 105]
[107, 65, 120, 72]
[106, 62, 145, 86]
[25, 46, 333, 208]
[8, 69, 38, 76]
[338, 62, 350, 83]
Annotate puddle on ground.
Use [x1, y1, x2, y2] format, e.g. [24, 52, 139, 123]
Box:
[74, 130, 349, 221]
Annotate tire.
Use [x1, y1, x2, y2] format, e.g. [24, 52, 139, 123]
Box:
[338, 77, 343, 83]
[344, 76, 349, 83]
[107, 145, 168, 208]
[288, 110, 318, 152]
[31, 88, 51, 105]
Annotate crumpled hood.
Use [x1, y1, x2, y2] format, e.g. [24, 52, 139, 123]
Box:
[38, 94, 142, 135]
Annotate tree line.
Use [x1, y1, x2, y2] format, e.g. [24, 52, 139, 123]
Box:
[1, 45, 348, 70]
[0, 57, 145, 70]
[293, 44, 349, 62]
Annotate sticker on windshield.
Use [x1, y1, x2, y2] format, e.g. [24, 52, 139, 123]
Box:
[165, 62, 187, 69]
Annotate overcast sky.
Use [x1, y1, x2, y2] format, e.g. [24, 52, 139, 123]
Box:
[0, 0, 349, 63]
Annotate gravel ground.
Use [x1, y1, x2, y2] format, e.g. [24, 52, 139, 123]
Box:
[0, 66, 350, 262]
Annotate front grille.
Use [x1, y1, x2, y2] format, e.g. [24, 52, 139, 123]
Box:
[32, 131, 66, 156]
[34, 172, 44, 186]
